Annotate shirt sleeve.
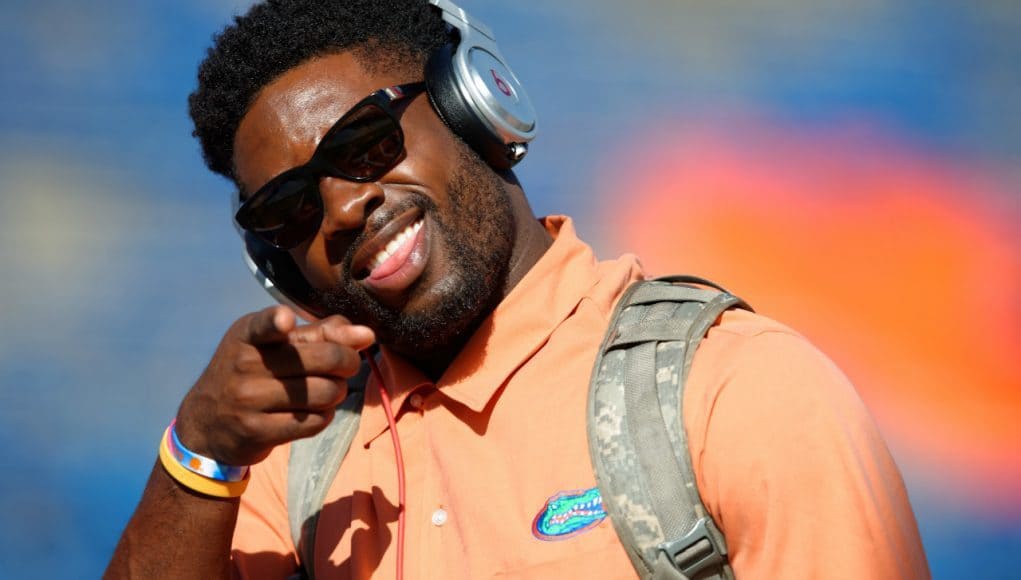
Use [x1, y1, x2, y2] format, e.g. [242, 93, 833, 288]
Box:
[230, 443, 301, 579]
[685, 317, 930, 579]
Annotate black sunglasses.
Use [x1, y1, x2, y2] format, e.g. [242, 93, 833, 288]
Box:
[234, 82, 427, 250]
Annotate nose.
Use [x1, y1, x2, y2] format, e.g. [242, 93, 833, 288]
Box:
[318, 177, 385, 237]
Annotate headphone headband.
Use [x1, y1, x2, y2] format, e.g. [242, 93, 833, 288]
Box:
[430, 0, 495, 40]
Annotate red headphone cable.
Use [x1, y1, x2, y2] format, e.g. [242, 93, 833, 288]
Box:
[367, 353, 406, 580]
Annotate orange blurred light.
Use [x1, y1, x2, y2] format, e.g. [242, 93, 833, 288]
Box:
[598, 120, 1021, 512]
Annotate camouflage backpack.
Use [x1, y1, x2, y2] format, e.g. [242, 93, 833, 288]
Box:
[287, 276, 751, 580]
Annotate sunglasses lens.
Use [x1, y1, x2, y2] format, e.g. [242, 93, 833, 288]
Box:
[321, 103, 404, 181]
[238, 177, 322, 249]
[236, 93, 414, 249]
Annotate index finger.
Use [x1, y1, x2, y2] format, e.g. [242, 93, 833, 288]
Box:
[243, 306, 297, 346]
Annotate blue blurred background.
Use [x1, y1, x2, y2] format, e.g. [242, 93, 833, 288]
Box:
[1, 0, 1018, 577]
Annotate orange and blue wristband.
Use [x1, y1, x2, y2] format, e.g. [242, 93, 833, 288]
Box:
[166, 419, 249, 482]
[158, 421, 249, 498]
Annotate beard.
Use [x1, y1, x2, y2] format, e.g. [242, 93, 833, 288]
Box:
[316, 146, 516, 358]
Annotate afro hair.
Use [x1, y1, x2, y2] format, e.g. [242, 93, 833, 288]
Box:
[188, 0, 448, 181]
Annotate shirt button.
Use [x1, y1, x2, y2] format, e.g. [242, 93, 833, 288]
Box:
[409, 393, 425, 410]
[431, 508, 448, 526]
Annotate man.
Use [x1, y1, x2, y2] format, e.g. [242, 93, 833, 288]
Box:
[107, 1, 929, 578]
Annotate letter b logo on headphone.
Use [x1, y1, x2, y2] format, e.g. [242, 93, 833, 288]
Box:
[491, 68, 515, 99]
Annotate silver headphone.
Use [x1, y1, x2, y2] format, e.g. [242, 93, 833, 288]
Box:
[425, 0, 537, 168]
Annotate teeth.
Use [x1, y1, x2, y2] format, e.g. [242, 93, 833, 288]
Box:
[369, 220, 423, 271]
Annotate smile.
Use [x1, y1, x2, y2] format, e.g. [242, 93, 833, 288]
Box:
[350, 209, 431, 300]
[367, 219, 423, 279]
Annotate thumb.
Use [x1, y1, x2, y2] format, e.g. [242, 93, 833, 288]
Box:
[243, 305, 297, 345]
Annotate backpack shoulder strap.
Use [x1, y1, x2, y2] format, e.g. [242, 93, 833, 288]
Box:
[287, 357, 370, 580]
[588, 276, 751, 580]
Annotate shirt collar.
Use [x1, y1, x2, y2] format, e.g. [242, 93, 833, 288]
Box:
[360, 216, 601, 445]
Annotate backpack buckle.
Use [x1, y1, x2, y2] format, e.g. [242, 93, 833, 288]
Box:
[657, 517, 727, 578]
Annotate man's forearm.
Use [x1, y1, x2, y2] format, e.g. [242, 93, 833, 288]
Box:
[105, 461, 239, 580]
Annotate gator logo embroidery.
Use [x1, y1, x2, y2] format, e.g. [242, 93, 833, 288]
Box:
[531, 487, 607, 541]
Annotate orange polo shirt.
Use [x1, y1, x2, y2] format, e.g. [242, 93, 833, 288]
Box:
[231, 216, 928, 579]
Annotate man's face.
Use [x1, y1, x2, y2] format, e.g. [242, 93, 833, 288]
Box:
[232, 52, 516, 357]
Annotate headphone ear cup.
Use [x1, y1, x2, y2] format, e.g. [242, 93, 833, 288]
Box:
[425, 43, 516, 170]
[241, 232, 330, 320]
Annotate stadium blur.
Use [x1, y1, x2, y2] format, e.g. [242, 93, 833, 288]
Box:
[0, 0, 1017, 576]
